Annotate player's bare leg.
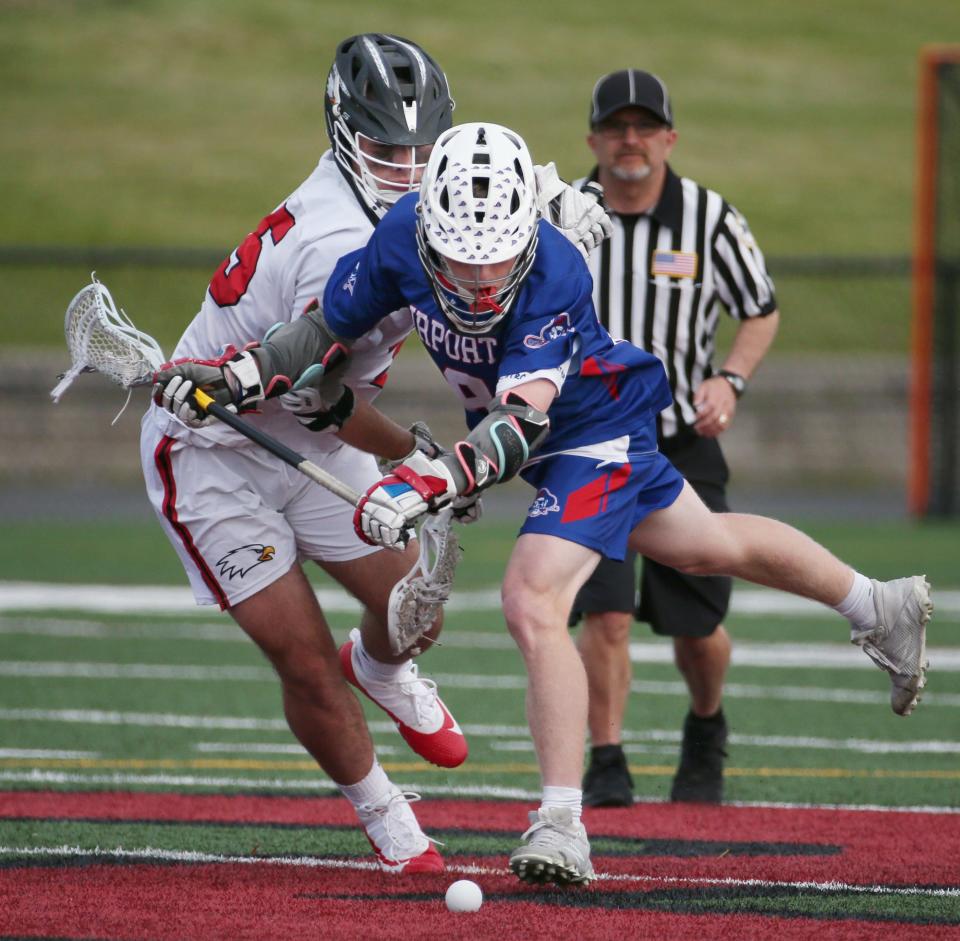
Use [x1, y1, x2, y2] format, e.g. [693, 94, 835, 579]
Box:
[231, 563, 443, 872]
[230, 563, 375, 784]
[503, 533, 599, 786]
[630, 482, 932, 715]
[503, 533, 599, 884]
[629, 482, 854, 602]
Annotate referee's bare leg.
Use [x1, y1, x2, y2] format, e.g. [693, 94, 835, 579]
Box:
[674, 627, 731, 718]
[578, 611, 633, 745]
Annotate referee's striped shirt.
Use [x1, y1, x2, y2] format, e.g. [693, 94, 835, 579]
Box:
[576, 165, 778, 439]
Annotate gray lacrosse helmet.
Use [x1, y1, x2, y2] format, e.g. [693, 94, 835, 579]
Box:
[325, 33, 455, 220]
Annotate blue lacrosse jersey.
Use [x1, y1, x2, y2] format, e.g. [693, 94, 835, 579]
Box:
[323, 193, 674, 459]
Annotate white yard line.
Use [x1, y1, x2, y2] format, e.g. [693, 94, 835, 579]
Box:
[0, 748, 100, 759]
[2, 581, 959, 618]
[2, 661, 960, 705]
[2, 705, 958, 754]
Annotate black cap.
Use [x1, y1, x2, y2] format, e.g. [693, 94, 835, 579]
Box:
[590, 69, 673, 127]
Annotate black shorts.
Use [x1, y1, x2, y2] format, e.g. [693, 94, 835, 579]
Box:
[569, 433, 732, 639]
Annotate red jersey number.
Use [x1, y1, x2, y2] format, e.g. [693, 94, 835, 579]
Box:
[208, 205, 296, 307]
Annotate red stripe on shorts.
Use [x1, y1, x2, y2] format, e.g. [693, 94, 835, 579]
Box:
[153, 435, 231, 610]
[560, 464, 633, 524]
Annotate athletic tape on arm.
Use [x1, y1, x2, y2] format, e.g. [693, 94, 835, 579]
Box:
[439, 390, 549, 494]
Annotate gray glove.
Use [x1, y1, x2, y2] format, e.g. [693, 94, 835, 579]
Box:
[277, 339, 354, 431]
[279, 384, 356, 431]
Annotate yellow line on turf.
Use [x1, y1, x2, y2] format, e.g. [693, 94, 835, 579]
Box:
[1, 757, 959, 781]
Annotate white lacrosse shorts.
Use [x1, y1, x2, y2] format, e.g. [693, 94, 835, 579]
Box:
[141, 421, 381, 609]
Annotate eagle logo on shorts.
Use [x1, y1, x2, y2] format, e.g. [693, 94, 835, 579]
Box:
[528, 488, 560, 518]
[216, 544, 276, 580]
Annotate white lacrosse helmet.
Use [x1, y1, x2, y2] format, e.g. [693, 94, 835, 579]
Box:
[416, 122, 540, 333]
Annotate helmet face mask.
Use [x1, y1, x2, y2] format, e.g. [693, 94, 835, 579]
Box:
[354, 134, 434, 208]
[325, 34, 454, 219]
[416, 123, 540, 334]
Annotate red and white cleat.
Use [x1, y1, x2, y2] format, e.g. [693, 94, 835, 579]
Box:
[357, 787, 445, 874]
[340, 629, 468, 768]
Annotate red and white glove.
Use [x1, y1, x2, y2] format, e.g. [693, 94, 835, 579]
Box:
[354, 452, 458, 549]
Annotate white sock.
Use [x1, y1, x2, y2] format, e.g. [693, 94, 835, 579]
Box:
[833, 571, 875, 633]
[337, 758, 393, 808]
[541, 785, 583, 825]
[353, 631, 409, 683]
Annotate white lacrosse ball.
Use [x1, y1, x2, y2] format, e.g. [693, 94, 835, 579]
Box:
[445, 879, 483, 912]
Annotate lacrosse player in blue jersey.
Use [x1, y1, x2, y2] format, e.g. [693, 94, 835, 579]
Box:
[168, 121, 932, 887]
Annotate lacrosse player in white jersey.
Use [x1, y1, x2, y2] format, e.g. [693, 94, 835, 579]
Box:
[146, 34, 613, 874]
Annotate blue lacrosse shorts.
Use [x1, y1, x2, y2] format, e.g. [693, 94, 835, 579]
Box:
[517, 447, 685, 561]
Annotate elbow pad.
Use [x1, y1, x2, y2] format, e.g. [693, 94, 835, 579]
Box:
[440, 390, 550, 495]
[252, 299, 352, 398]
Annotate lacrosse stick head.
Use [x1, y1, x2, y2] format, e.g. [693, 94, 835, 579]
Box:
[387, 507, 462, 656]
[50, 273, 165, 402]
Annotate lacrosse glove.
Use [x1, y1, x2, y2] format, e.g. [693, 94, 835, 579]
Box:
[535, 162, 612, 258]
[153, 347, 263, 428]
[273, 319, 354, 430]
[355, 452, 457, 549]
[379, 421, 444, 472]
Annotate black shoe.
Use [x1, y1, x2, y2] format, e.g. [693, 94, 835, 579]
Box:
[670, 710, 728, 803]
[582, 744, 634, 807]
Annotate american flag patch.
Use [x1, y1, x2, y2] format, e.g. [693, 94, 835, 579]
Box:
[651, 250, 698, 279]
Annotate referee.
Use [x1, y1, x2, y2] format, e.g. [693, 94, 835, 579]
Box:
[570, 69, 780, 806]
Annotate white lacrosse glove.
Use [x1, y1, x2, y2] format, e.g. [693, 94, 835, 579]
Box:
[152, 347, 263, 428]
[535, 162, 612, 259]
[355, 452, 457, 549]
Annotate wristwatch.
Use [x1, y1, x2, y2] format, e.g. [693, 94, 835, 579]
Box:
[717, 369, 747, 398]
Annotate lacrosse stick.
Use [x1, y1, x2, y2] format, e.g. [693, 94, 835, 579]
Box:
[50, 275, 165, 418]
[387, 507, 462, 655]
[50, 274, 361, 505]
[51, 275, 463, 644]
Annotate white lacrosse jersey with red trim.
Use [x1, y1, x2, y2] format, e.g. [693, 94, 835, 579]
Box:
[143, 150, 413, 453]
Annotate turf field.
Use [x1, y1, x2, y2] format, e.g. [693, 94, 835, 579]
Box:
[1, 516, 958, 938]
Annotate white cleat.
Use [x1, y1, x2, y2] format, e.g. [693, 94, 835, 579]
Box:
[851, 576, 933, 716]
[356, 786, 444, 874]
[509, 807, 594, 886]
